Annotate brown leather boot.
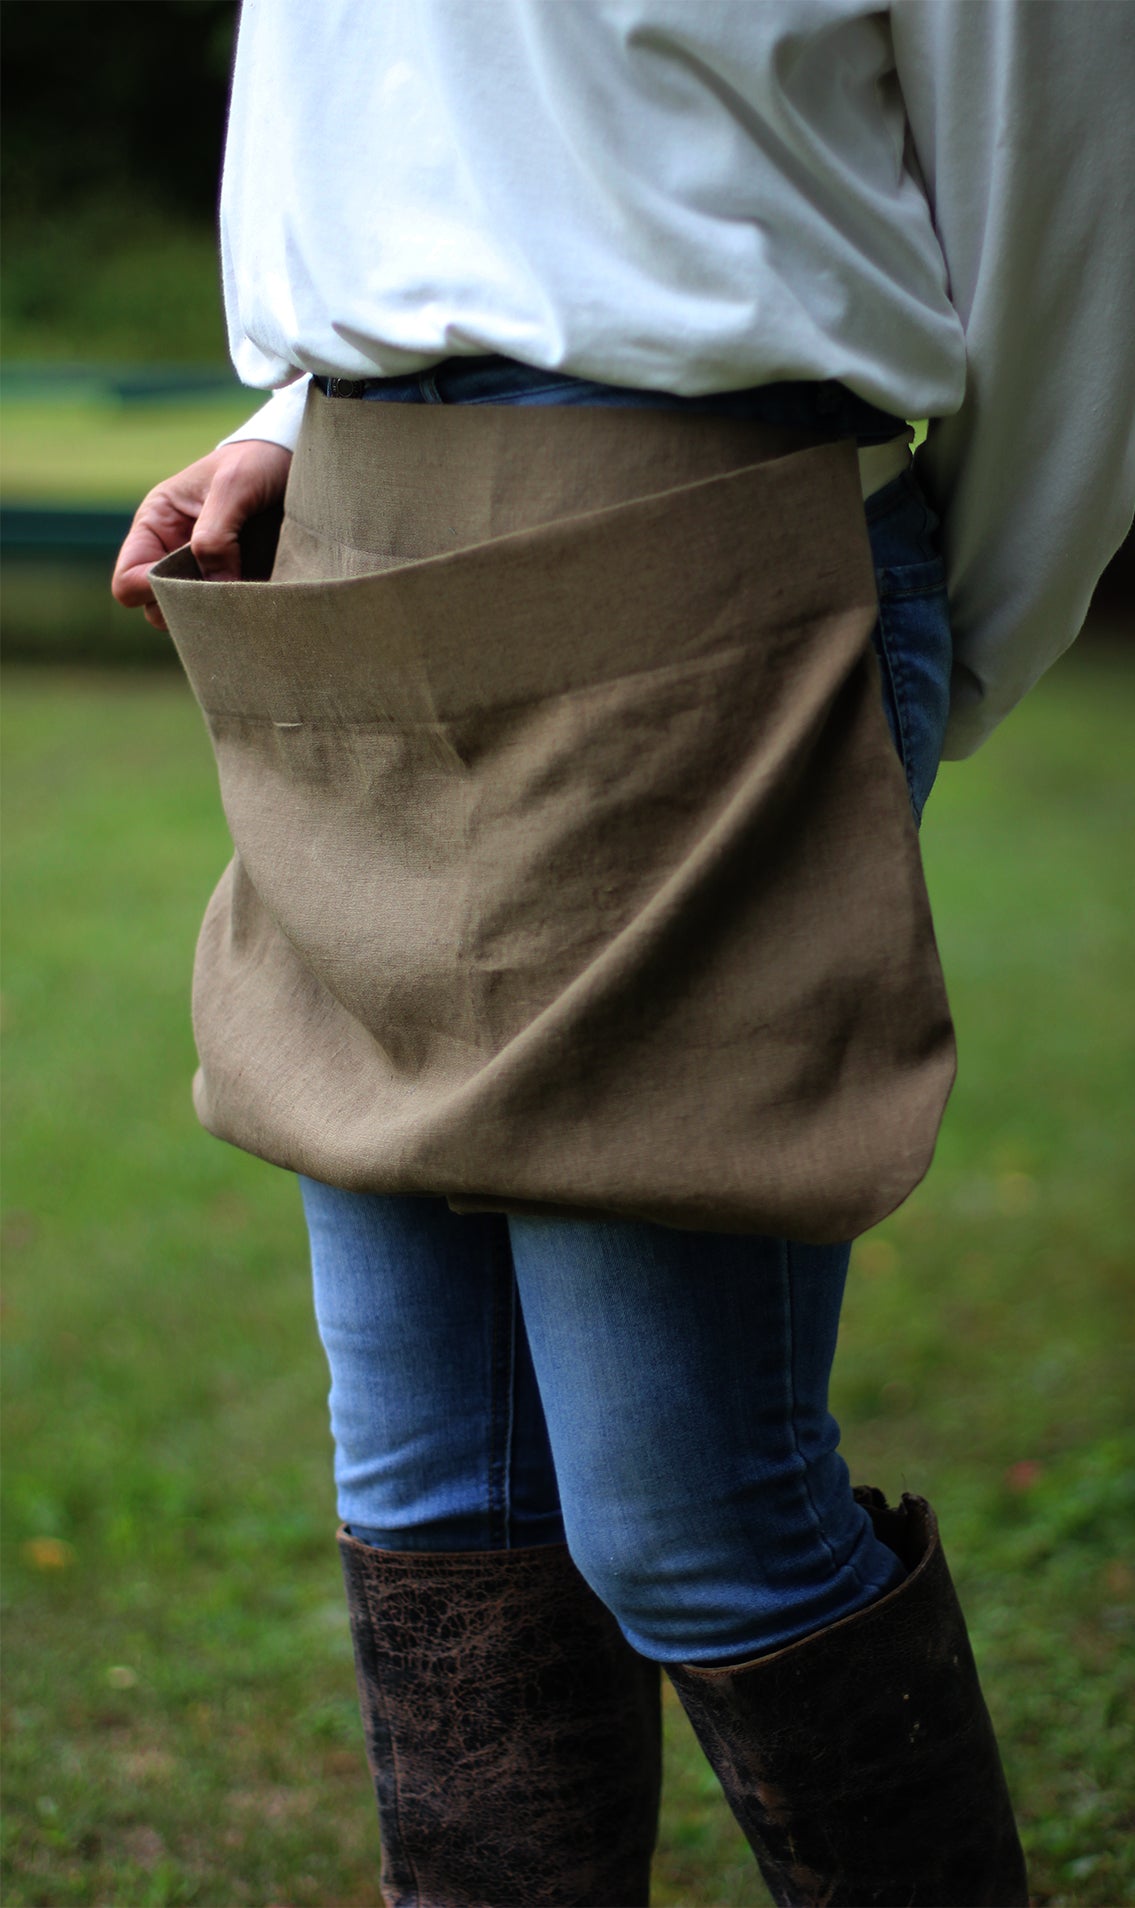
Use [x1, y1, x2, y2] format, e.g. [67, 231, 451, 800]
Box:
[667, 1489, 1029, 1907]
[338, 1530, 661, 1907]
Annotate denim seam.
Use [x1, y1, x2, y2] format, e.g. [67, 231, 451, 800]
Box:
[876, 581, 946, 823]
[870, 606, 915, 811]
[883, 579, 947, 603]
[486, 1233, 515, 1550]
[503, 1281, 522, 1549]
[881, 603, 915, 772]
[784, 1238, 874, 1599]
[879, 560, 947, 602]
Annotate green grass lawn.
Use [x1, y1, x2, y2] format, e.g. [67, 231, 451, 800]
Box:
[2, 652, 1132, 1905]
[1, 394, 268, 666]
[1, 396, 260, 508]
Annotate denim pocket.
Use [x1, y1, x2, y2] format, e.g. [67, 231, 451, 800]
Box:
[866, 477, 953, 824]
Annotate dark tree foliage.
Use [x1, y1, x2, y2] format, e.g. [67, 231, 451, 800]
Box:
[1, 0, 239, 223]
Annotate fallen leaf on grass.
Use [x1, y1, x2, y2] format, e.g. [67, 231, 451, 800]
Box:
[22, 1537, 75, 1570]
[1004, 1460, 1045, 1493]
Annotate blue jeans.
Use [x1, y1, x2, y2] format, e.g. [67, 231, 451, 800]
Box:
[316, 356, 907, 443]
[301, 363, 952, 1665]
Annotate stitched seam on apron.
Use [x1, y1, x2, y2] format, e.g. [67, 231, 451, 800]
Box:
[187, 636, 868, 728]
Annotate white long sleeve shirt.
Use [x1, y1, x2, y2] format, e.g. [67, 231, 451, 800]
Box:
[219, 0, 1135, 758]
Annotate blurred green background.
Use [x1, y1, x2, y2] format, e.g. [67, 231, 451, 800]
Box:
[2, 5, 1132, 1904]
[1, 0, 250, 666]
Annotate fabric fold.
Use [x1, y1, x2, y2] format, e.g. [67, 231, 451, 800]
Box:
[151, 392, 954, 1241]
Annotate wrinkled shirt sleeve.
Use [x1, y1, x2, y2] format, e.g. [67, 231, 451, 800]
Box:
[893, 0, 1135, 758]
[218, 375, 311, 453]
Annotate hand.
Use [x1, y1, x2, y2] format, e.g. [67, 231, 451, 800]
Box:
[111, 438, 293, 630]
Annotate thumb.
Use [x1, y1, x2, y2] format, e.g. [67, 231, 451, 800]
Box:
[189, 470, 248, 582]
[187, 442, 291, 582]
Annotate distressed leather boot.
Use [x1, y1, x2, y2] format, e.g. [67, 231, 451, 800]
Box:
[338, 1530, 661, 1907]
[668, 1489, 1029, 1906]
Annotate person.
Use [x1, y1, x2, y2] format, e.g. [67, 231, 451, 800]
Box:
[112, 3, 1134, 1902]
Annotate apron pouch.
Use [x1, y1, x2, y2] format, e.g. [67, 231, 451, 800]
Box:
[151, 410, 954, 1242]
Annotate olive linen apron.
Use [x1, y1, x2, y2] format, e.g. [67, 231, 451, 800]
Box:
[149, 388, 955, 1242]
